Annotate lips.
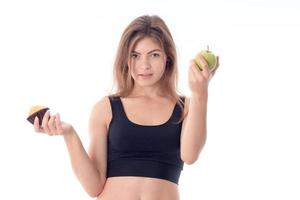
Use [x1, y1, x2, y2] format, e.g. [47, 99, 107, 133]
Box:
[139, 74, 153, 76]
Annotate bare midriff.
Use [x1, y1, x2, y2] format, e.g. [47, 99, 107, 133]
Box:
[97, 176, 180, 200]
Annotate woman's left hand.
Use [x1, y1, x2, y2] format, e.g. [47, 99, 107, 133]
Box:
[188, 54, 219, 95]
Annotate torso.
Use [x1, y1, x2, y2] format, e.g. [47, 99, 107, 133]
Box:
[97, 177, 180, 200]
[98, 96, 181, 200]
[119, 96, 176, 126]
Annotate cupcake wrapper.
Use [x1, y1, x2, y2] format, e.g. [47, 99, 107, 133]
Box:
[27, 108, 49, 125]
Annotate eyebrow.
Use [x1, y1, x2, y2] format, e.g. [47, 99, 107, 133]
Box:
[131, 49, 162, 54]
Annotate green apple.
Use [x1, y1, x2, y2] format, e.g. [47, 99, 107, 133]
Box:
[194, 46, 217, 71]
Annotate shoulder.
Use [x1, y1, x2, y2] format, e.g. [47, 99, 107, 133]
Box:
[184, 96, 190, 106]
[178, 95, 190, 117]
[91, 96, 111, 116]
[89, 95, 113, 131]
[178, 95, 190, 108]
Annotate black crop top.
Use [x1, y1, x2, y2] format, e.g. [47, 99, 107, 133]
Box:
[107, 95, 185, 184]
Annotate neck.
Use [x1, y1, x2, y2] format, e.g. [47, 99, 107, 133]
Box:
[130, 85, 164, 99]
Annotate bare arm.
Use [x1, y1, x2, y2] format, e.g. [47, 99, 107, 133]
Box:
[63, 130, 105, 197]
[34, 96, 110, 197]
[64, 97, 109, 197]
[180, 54, 219, 165]
[180, 94, 207, 165]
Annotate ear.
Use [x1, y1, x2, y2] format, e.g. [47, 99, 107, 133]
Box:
[166, 58, 172, 67]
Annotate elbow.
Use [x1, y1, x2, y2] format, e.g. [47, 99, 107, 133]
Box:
[181, 146, 205, 165]
[86, 178, 106, 198]
[88, 191, 101, 198]
[181, 149, 203, 165]
[181, 140, 206, 165]
[87, 187, 103, 198]
[182, 157, 198, 165]
[181, 152, 199, 165]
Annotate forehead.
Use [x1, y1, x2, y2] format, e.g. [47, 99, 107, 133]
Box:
[133, 37, 162, 52]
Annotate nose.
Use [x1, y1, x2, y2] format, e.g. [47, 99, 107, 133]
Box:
[140, 57, 151, 70]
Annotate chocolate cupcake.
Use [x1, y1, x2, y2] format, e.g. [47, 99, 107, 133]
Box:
[27, 106, 49, 125]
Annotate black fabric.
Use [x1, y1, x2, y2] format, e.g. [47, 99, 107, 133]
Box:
[107, 95, 185, 184]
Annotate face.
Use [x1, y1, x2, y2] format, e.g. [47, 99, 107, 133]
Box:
[129, 37, 167, 88]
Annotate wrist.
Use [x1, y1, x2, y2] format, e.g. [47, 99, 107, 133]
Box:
[63, 127, 76, 141]
[191, 90, 208, 101]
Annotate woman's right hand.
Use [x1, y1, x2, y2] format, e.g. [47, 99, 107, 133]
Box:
[34, 110, 74, 136]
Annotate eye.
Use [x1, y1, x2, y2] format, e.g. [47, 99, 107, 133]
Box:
[131, 53, 139, 59]
[152, 53, 160, 58]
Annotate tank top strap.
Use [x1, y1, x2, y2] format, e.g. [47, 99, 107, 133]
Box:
[108, 95, 185, 125]
[179, 95, 185, 103]
[108, 95, 125, 121]
[165, 96, 184, 124]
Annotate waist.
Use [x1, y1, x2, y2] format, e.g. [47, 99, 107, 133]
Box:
[98, 176, 179, 200]
[107, 159, 183, 184]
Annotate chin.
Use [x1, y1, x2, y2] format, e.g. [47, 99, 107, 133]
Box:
[136, 82, 155, 87]
[136, 80, 159, 87]
[133, 74, 162, 87]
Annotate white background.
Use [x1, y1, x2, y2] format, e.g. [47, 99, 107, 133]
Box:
[1, 0, 300, 199]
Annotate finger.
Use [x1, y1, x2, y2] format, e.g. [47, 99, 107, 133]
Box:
[211, 64, 219, 76]
[48, 115, 57, 135]
[190, 62, 203, 80]
[33, 116, 42, 133]
[188, 66, 196, 83]
[55, 113, 63, 134]
[198, 54, 210, 77]
[189, 60, 199, 80]
[211, 56, 220, 76]
[193, 58, 202, 71]
[214, 56, 219, 69]
[191, 59, 200, 71]
[191, 59, 208, 81]
[42, 110, 51, 134]
[191, 59, 203, 72]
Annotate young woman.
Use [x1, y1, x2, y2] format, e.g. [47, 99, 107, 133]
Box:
[33, 15, 219, 200]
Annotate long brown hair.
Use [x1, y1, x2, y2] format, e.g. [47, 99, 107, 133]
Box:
[110, 15, 186, 123]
